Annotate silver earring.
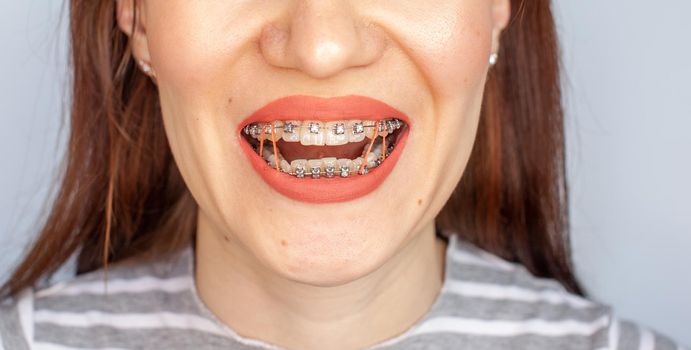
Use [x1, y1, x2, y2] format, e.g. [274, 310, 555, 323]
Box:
[489, 53, 499, 66]
[138, 59, 153, 75]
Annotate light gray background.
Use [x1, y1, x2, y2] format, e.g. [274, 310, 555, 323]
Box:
[1, 0, 689, 346]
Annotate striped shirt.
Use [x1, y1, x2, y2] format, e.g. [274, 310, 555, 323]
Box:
[0, 233, 686, 350]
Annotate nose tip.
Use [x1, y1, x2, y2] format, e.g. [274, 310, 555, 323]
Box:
[260, 3, 385, 79]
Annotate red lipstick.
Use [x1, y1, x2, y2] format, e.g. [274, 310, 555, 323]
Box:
[237, 95, 410, 204]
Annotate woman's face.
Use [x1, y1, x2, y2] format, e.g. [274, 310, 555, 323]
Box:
[118, 0, 509, 285]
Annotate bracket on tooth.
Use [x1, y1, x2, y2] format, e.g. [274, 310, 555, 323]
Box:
[284, 122, 297, 134]
[377, 121, 386, 133]
[325, 165, 336, 178]
[245, 124, 260, 138]
[339, 166, 350, 177]
[352, 122, 365, 135]
[311, 166, 321, 179]
[308, 122, 321, 134]
[294, 165, 305, 178]
[332, 123, 346, 135]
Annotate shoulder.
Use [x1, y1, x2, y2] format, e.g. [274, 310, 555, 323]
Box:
[0, 246, 195, 349]
[0, 288, 33, 350]
[436, 233, 688, 350]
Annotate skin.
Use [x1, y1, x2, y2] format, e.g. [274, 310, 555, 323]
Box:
[116, 1, 510, 349]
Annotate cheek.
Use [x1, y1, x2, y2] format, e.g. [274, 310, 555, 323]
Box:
[143, 1, 265, 95]
[141, 6, 258, 228]
[386, 1, 494, 99]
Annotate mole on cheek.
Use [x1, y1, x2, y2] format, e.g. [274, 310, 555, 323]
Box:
[280, 239, 287, 247]
[417, 199, 423, 206]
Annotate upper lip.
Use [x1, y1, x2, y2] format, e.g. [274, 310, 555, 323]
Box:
[237, 95, 412, 131]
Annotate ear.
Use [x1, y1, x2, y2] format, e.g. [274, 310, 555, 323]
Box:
[116, 0, 153, 69]
[490, 0, 511, 53]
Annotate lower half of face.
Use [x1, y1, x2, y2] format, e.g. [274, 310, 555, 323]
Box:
[146, 0, 498, 286]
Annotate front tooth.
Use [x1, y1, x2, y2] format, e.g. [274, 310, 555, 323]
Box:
[300, 121, 325, 146]
[347, 120, 366, 143]
[337, 159, 353, 177]
[322, 157, 337, 178]
[290, 159, 307, 178]
[282, 121, 302, 142]
[324, 122, 348, 146]
[308, 159, 323, 179]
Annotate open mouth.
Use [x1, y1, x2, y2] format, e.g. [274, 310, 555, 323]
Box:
[241, 118, 407, 178]
[237, 95, 411, 203]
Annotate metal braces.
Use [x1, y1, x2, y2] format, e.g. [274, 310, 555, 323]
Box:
[243, 118, 404, 138]
[248, 117, 400, 176]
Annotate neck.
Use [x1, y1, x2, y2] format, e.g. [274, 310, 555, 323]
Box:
[195, 212, 447, 350]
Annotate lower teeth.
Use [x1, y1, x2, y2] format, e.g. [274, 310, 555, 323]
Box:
[254, 136, 395, 179]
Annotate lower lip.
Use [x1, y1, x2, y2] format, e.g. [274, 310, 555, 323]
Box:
[239, 130, 409, 204]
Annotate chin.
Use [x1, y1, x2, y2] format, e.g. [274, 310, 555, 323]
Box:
[263, 226, 395, 287]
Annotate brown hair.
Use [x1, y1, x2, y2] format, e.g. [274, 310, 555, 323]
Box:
[1, 0, 583, 299]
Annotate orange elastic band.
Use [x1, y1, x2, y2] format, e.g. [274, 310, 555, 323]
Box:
[259, 125, 265, 158]
[359, 120, 380, 174]
[271, 123, 279, 171]
[382, 130, 387, 161]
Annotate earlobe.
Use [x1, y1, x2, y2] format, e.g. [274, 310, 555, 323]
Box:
[115, 0, 155, 78]
[490, 0, 511, 56]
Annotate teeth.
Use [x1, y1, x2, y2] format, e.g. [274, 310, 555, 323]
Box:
[269, 121, 284, 139]
[300, 121, 325, 146]
[291, 159, 307, 178]
[282, 121, 302, 142]
[347, 120, 366, 143]
[324, 122, 349, 146]
[322, 157, 337, 178]
[280, 159, 291, 173]
[261, 145, 273, 161]
[308, 159, 323, 179]
[384, 119, 399, 135]
[337, 159, 353, 177]
[244, 118, 405, 178]
[243, 118, 403, 144]
[267, 154, 387, 178]
[352, 157, 364, 174]
[365, 151, 378, 168]
[377, 120, 390, 137]
[247, 124, 261, 139]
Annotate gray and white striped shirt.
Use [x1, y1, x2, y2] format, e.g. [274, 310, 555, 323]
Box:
[1, 233, 686, 349]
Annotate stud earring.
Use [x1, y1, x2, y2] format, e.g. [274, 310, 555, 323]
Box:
[137, 59, 155, 77]
[489, 53, 499, 66]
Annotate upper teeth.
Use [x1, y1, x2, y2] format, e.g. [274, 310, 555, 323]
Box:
[244, 118, 403, 147]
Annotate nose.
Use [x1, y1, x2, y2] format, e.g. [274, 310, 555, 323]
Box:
[259, 1, 386, 79]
